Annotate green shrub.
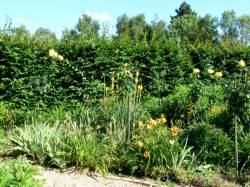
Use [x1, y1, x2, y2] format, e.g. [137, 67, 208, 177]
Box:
[162, 84, 191, 125]
[183, 122, 233, 167]
[195, 84, 225, 122]
[141, 95, 164, 118]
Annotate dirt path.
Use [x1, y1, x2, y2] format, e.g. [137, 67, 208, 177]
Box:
[35, 168, 162, 187]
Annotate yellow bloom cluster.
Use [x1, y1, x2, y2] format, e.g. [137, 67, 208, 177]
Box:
[168, 140, 175, 145]
[137, 141, 144, 148]
[193, 68, 200, 74]
[49, 49, 64, 61]
[138, 114, 167, 129]
[214, 71, 223, 79]
[238, 59, 246, 68]
[137, 85, 143, 92]
[208, 68, 215, 74]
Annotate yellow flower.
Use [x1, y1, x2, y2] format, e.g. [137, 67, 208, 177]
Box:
[143, 151, 150, 158]
[49, 49, 56, 57]
[160, 114, 165, 118]
[146, 124, 152, 129]
[138, 121, 144, 128]
[149, 119, 157, 126]
[137, 85, 143, 92]
[169, 140, 175, 145]
[171, 126, 178, 136]
[137, 141, 144, 148]
[193, 68, 200, 74]
[208, 68, 214, 74]
[238, 59, 246, 68]
[57, 55, 64, 61]
[49, 49, 59, 59]
[160, 117, 167, 124]
[214, 72, 223, 79]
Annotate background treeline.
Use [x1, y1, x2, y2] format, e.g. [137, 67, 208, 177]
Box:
[0, 1, 250, 108]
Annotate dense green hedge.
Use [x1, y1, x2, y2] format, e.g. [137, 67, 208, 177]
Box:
[0, 33, 249, 108]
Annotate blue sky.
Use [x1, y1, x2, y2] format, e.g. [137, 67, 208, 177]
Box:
[0, 0, 249, 38]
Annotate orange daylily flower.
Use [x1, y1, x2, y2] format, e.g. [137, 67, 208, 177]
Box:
[171, 126, 178, 136]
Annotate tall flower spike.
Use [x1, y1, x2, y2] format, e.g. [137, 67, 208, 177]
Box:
[137, 85, 143, 92]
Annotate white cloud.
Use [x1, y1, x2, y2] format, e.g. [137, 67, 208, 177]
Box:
[14, 17, 29, 24]
[85, 11, 112, 21]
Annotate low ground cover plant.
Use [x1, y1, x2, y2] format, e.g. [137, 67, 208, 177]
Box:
[0, 157, 42, 187]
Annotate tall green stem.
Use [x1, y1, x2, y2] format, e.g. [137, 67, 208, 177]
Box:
[234, 116, 238, 174]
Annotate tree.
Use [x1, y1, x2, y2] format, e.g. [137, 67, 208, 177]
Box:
[116, 14, 130, 39]
[0, 16, 13, 35]
[237, 15, 250, 45]
[150, 17, 168, 42]
[170, 14, 199, 44]
[170, 14, 218, 44]
[220, 10, 239, 44]
[75, 14, 100, 38]
[170, 1, 197, 23]
[116, 14, 149, 42]
[128, 14, 148, 41]
[197, 14, 218, 43]
[11, 25, 31, 42]
[32, 28, 57, 47]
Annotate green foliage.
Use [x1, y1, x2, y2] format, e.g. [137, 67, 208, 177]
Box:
[162, 84, 191, 124]
[68, 128, 110, 173]
[0, 157, 42, 187]
[225, 62, 250, 129]
[9, 121, 70, 168]
[170, 1, 197, 23]
[1, 6, 250, 185]
[239, 131, 250, 170]
[183, 122, 234, 167]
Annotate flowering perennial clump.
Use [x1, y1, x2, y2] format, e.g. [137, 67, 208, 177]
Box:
[137, 114, 167, 130]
